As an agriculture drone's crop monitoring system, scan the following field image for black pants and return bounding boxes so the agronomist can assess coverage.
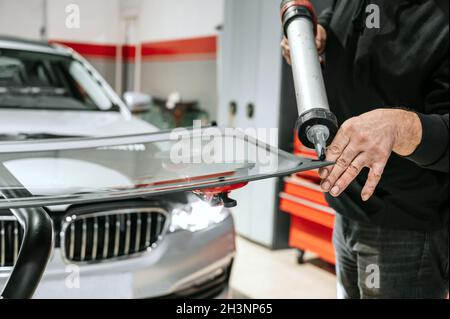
[333,214,449,299]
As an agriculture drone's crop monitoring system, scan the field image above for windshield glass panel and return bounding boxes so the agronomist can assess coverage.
[0,129,330,209]
[0,49,116,111]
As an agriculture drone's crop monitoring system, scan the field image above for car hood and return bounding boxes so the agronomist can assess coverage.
[5,158,134,196]
[0,109,157,137]
[0,109,159,198]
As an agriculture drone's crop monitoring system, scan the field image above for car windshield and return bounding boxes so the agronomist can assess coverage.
[0,129,330,209]
[0,48,117,112]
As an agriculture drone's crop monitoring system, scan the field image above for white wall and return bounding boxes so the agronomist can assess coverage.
[139,0,224,42]
[0,0,121,44]
[0,0,45,39]
[0,0,224,45]
[47,0,120,44]
[135,0,224,121]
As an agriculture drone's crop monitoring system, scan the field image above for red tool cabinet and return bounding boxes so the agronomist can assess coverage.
[280,135,336,265]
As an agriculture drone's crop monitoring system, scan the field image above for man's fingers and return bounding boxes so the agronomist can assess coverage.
[328,154,366,197]
[361,162,386,201]
[326,128,351,162]
[316,38,322,50]
[320,128,351,180]
[281,39,292,65]
[316,25,327,55]
[282,51,292,65]
[281,38,290,52]
[321,145,361,193]
[316,37,326,55]
[318,167,328,179]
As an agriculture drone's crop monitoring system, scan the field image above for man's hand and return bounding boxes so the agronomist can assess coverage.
[319,109,423,201]
[281,24,327,65]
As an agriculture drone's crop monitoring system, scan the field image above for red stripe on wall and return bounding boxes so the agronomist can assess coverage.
[51,36,217,62]
[141,36,217,59]
[50,40,136,60]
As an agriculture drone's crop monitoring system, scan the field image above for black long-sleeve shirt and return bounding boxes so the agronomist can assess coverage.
[317,0,449,230]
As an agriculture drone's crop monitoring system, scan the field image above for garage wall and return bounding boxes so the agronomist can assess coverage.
[139,0,223,42]
[0,0,45,39]
[0,0,121,86]
[47,0,120,44]
[0,0,121,43]
[47,0,121,88]
[52,0,224,121]
[137,0,224,121]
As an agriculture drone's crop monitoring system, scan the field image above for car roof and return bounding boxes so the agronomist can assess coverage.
[0,35,72,57]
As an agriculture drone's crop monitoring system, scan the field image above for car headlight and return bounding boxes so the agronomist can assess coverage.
[169,200,230,233]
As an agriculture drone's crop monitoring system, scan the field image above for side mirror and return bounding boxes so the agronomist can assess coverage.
[123,92,152,114]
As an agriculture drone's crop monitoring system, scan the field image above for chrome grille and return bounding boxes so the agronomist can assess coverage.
[62,209,168,263]
[0,216,24,268]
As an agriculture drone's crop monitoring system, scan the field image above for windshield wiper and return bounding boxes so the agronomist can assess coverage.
[0,133,80,141]
[0,87,67,96]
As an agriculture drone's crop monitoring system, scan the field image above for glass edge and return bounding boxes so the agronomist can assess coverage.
[0,159,332,210]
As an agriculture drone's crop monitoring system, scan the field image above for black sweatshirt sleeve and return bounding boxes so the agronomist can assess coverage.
[317,0,337,30]
[407,58,449,173]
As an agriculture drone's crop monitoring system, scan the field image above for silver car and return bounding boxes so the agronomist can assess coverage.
[0,36,235,299]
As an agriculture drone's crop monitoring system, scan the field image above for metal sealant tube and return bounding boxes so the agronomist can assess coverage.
[286,17,331,118]
[282,3,338,160]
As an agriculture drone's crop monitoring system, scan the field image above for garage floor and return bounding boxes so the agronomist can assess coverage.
[230,237,337,299]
